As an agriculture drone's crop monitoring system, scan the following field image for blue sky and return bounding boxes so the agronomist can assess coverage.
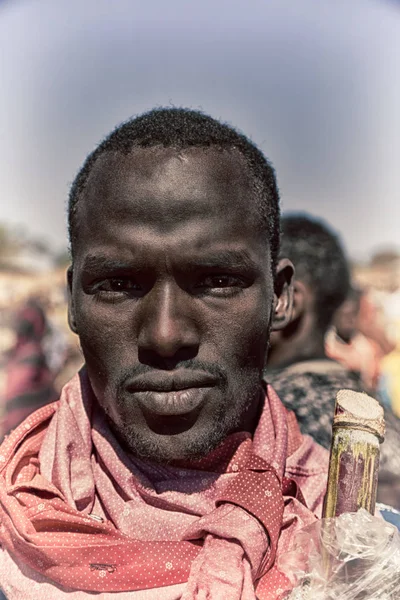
[0,0,399,260]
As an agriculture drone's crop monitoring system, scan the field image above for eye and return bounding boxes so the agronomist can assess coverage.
[195,274,247,296]
[95,278,143,297]
[207,275,238,287]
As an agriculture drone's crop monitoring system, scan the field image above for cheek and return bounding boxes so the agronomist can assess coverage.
[205,291,272,369]
[74,297,133,366]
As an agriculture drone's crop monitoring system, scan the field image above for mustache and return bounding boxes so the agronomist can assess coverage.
[116,360,227,393]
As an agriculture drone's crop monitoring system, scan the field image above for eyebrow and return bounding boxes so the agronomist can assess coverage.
[81,250,259,275]
[188,250,259,271]
[81,255,137,274]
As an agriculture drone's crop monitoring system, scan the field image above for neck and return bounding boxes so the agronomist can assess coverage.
[235,384,265,434]
[267,313,327,370]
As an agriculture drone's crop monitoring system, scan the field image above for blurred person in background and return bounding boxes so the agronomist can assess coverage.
[42,310,69,376]
[358,287,396,357]
[378,278,400,418]
[0,297,58,441]
[265,213,400,508]
[379,335,400,419]
[325,286,392,394]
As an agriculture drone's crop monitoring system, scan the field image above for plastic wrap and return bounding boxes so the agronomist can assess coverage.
[277,508,400,599]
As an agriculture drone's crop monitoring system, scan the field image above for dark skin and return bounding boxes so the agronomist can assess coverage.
[333,297,360,344]
[68,147,294,462]
[267,279,326,369]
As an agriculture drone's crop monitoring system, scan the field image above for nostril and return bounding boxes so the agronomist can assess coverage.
[138,346,199,370]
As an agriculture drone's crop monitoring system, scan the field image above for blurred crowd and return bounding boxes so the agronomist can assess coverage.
[0,214,399,504]
[0,266,83,440]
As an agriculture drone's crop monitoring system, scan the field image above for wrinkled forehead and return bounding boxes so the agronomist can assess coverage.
[75,146,262,236]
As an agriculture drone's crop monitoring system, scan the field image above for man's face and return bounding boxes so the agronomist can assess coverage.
[334,298,360,343]
[69,147,288,462]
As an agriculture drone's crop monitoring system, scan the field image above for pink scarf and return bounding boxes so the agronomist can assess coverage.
[0,370,328,599]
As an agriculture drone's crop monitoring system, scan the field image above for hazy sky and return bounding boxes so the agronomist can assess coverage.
[0,0,399,260]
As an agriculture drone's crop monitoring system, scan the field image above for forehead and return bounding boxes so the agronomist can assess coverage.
[74,146,267,258]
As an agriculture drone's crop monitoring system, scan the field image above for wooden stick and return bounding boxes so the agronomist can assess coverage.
[322,389,385,518]
[287,392,385,598]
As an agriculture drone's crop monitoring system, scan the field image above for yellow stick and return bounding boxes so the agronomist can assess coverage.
[323,389,385,518]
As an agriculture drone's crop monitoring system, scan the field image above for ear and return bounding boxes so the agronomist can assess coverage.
[67,266,78,335]
[291,279,307,321]
[271,258,294,331]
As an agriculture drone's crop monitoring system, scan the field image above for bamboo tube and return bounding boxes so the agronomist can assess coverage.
[286,392,386,599]
[322,389,385,519]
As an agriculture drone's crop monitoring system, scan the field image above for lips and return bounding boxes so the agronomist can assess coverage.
[124,370,218,417]
[136,388,212,416]
[125,370,218,393]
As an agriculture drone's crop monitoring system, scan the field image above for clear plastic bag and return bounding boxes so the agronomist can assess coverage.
[277,509,400,599]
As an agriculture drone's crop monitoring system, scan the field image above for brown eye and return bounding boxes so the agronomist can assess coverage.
[194,274,247,297]
[207,276,238,288]
[97,278,142,293]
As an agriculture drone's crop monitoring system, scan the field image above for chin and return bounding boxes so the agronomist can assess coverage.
[105,381,260,463]
[114,419,233,464]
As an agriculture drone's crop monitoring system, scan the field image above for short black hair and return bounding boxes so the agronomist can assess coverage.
[280,213,350,330]
[68,107,280,268]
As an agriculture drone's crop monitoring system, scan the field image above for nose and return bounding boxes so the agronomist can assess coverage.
[137,281,200,365]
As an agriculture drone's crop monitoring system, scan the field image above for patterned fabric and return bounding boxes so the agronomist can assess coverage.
[265,359,400,480]
[1,299,57,440]
[265,360,361,449]
[0,369,328,600]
